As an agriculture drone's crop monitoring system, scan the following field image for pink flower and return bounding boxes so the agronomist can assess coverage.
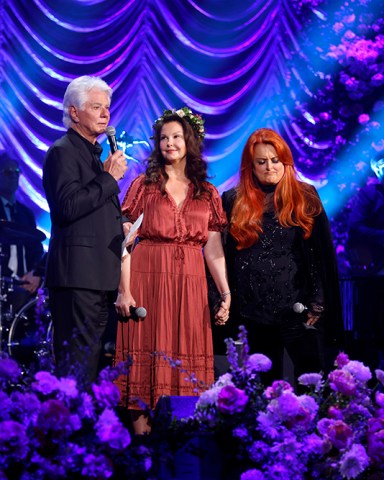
[328,369,357,396]
[264,380,293,399]
[335,352,350,368]
[217,385,248,414]
[371,73,384,87]
[358,114,370,124]
[318,419,354,450]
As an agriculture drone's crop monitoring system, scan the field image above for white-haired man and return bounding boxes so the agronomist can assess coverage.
[43,76,127,384]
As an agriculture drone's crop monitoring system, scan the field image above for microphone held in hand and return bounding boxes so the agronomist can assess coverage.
[129,305,147,319]
[106,125,118,153]
[292,302,308,314]
[293,302,317,330]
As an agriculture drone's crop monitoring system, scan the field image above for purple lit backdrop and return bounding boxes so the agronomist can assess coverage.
[0,0,383,270]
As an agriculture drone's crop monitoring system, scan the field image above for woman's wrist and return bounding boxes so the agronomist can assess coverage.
[221,290,231,300]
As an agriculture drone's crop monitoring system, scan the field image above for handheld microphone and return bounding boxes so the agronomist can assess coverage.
[129,306,147,319]
[292,302,308,314]
[293,302,317,330]
[105,126,118,153]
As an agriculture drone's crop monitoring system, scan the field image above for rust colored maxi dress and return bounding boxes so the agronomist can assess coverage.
[114,175,227,410]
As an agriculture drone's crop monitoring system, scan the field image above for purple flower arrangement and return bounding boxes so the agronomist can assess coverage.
[187,326,384,479]
[0,357,152,479]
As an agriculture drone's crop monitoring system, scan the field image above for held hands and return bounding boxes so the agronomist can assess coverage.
[304,303,324,328]
[215,293,231,326]
[103,150,128,181]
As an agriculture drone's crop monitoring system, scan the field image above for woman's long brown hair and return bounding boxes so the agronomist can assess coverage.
[230,128,323,250]
[144,114,208,198]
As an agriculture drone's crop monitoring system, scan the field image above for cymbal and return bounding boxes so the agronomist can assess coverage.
[0,219,46,244]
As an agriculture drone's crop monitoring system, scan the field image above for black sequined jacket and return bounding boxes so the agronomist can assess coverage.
[220,186,343,346]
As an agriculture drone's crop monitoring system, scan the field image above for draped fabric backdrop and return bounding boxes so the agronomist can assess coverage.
[0,0,383,271]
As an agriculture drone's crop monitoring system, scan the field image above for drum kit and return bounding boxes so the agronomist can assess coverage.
[0,219,53,371]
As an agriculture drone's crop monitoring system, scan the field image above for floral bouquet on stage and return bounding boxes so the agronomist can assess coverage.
[0,357,152,480]
[189,326,384,480]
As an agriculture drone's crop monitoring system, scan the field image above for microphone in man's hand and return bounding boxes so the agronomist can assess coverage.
[106,126,118,153]
[292,302,308,314]
[129,306,147,319]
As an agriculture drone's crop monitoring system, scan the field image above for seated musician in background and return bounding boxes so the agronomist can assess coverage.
[0,151,45,312]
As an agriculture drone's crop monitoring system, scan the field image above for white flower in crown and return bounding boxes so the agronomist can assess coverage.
[152,107,205,140]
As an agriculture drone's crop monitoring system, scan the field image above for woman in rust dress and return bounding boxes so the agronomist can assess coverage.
[114,108,230,434]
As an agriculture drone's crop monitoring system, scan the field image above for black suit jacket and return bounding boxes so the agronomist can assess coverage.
[0,199,44,277]
[42,129,124,290]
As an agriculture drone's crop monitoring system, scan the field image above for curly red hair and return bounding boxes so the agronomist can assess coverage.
[230,128,323,250]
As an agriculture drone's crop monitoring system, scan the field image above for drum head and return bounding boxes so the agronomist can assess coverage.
[8,295,53,371]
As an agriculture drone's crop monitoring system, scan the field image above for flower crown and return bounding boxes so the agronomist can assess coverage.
[152,107,205,140]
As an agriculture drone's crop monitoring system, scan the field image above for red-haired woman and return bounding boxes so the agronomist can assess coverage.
[222,128,343,383]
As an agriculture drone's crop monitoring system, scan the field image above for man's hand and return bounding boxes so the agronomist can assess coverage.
[20,271,41,294]
[103,150,128,181]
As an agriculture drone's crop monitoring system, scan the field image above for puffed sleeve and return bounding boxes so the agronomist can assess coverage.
[121,174,146,222]
[206,182,228,232]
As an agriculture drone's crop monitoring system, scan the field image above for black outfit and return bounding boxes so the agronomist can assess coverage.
[221,185,343,383]
[43,128,124,384]
[0,199,45,312]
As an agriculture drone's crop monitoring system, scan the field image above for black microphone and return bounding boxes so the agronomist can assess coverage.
[292,302,308,314]
[129,306,147,319]
[106,126,118,153]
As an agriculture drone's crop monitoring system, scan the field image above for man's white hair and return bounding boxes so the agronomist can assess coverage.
[62,76,112,128]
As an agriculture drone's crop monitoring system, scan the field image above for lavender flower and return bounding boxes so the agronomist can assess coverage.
[0,392,11,421]
[32,371,61,395]
[298,373,323,391]
[92,380,120,408]
[0,358,21,383]
[248,440,269,463]
[81,453,113,479]
[0,420,29,462]
[78,392,96,420]
[339,443,369,479]
[245,354,272,373]
[10,391,40,425]
[58,377,78,399]
[343,360,372,383]
[217,385,249,414]
[95,409,131,450]
[375,369,384,386]
[367,417,384,464]
[240,469,265,480]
